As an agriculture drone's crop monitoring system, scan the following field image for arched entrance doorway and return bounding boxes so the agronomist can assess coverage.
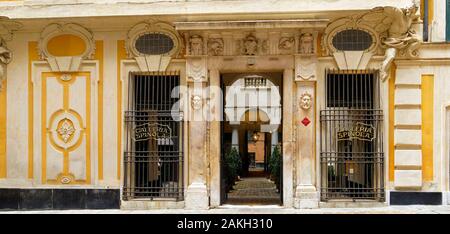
[220,73,283,205]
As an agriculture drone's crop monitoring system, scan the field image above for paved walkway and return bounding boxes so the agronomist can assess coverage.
[226,177,281,205]
[2,205,450,214]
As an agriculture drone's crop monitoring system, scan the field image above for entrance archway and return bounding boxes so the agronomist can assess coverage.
[220,73,283,205]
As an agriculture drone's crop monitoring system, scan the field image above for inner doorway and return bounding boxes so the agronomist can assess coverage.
[220,72,283,205]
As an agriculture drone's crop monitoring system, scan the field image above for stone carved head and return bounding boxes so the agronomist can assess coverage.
[243,34,258,55]
[300,92,313,110]
[300,33,314,54]
[189,35,203,56]
[207,38,224,56]
[191,95,203,110]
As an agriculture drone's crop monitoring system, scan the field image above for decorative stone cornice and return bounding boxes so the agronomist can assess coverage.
[175,19,329,31]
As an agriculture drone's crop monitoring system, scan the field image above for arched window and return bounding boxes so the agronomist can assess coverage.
[134,33,175,55]
[332,29,373,51]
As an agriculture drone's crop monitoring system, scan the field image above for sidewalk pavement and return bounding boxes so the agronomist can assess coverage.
[1,205,450,214]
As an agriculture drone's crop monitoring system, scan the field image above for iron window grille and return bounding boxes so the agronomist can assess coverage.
[332,29,373,51]
[320,69,384,201]
[123,71,184,201]
[135,33,175,55]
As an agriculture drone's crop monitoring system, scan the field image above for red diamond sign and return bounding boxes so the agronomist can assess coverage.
[301,117,311,126]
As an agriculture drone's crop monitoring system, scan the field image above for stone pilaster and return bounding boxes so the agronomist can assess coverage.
[393,67,423,189]
[185,55,209,209]
[294,54,319,208]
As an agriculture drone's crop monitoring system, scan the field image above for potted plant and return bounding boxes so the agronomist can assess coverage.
[224,147,241,192]
[269,145,282,191]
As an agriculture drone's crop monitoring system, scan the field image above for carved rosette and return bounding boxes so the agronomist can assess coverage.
[49,111,83,150]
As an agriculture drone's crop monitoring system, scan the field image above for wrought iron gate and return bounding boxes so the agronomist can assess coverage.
[320,69,384,201]
[123,72,184,200]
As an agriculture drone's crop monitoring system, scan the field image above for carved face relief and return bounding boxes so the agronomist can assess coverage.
[299,93,313,110]
[207,38,224,56]
[191,95,203,110]
[243,35,258,56]
[189,35,203,56]
[300,33,314,54]
[279,37,294,51]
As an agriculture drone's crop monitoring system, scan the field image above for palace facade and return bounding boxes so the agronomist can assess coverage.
[0,0,449,210]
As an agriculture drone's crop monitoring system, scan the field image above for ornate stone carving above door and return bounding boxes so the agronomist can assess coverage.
[207,38,224,56]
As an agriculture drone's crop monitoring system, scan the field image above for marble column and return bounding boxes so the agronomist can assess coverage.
[282,68,294,207]
[231,126,239,149]
[185,55,209,209]
[294,54,319,208]
[271,130,278,154]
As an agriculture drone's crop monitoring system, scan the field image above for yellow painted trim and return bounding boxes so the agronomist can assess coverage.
[86,72,91,184]
[41,74,47,184]
[429,0,434,23]
[94,41,104,180]
[47,34,86,57]
[388,64,396,182]
[420,0,434,23]
[0,75,6,178]
[117,40,126,180]
[41,72,91,184]
[28,41,39,179]
[421,74,434,181]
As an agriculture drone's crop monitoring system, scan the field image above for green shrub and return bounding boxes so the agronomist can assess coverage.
[224,147,241,191]
[269,145,282,190]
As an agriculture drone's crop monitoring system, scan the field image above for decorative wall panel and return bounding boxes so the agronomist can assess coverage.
[41,72,91,185]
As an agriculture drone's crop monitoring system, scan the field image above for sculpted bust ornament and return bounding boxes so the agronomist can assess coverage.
[0,38,12,91]
[300,93,312,110]
[299,33,314,54]
[370,2,420,81]
[189,35,203,56]
[242,34,258,56]
[191,95,203,110]
[207,38,224,56]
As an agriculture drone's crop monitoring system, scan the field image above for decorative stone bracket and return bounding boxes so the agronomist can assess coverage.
[187,56,208,83]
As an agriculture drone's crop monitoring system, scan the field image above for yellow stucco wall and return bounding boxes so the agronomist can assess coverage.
[422,74,434,181]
